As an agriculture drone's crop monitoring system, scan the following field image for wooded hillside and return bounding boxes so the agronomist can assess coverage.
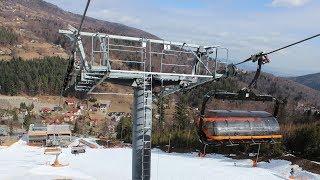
[0,57,67,95]
[291,73,320,91]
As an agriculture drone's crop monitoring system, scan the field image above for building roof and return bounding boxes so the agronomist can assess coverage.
[28,124,47,136]
[40,107,51,112]
[29,124,47,131]
[28,130,47,136]
[47,124,71,135]
[65,99,76,105]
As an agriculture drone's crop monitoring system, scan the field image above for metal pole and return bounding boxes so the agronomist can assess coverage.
[132,81,152,180]
[256,143,261,163]
[214,48,218,77]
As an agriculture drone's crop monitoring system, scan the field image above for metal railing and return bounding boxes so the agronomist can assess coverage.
[60,28,229,78]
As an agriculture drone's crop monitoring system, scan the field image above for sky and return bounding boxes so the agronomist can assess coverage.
[45,0,320,76]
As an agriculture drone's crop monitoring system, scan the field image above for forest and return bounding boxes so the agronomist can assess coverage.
[0,57,68,95]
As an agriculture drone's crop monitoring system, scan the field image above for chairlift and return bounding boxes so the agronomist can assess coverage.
[196,89,283,156]
[71,142,86,155]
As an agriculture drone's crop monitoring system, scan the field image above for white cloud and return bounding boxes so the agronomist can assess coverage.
[271,0,311,7]
[88,9,141,25]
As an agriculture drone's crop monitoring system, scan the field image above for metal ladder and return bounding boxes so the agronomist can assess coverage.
[142,75,152,179]
[141,73,152,179]
[141,39,152,179]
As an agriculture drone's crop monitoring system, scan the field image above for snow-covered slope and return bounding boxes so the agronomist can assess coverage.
[0,140,319,180]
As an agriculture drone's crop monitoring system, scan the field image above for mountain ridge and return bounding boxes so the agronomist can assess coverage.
[0,0,158,60]
[290,72,320,91]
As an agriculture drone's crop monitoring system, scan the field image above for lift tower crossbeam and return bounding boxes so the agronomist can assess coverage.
[60,26,231,180]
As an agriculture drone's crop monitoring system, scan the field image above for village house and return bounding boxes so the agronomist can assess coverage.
[53,106,63,112]
[40,107,52,115]
[27,124,72,146]
[27,124,47,145]
[46,124,72,147]
[63,113,77,122]
[77,102,87,110]
[65,99,76,107]
[44,116,64,124]
[90,107,98,112]
[62,108,82,123]
[99,103,109,112]
[71,108,82,116]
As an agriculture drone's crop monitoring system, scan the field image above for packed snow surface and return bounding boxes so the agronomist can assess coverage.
[0,140,319,180]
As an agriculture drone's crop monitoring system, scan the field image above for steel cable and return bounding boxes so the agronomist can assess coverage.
[235,33,320,65]
[77,0,91,36]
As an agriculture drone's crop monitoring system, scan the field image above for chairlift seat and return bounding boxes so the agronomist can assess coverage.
[197,90,283,146]
[201,110,282,144]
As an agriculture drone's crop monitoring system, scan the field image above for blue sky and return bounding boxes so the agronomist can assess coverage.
[45,0,320,76]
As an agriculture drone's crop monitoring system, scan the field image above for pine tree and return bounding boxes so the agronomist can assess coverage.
[116,116,132,143]
[23,115,32,130]
[173,94,190,131]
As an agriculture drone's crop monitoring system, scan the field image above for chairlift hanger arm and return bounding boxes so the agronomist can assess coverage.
[248,54,270,88]
[200,89,275,116]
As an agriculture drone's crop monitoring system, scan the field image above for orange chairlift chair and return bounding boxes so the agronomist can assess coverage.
[196,89,283,156]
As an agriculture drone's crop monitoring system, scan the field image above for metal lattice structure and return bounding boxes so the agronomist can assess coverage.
[59,25,231,180]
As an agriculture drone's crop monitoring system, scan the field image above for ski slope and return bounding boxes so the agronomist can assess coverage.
[0,140,319,180]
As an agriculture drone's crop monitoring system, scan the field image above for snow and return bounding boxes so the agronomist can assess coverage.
[0,140,319,180]
[312,161,320,165]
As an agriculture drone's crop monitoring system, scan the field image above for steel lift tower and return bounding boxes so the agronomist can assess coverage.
[59,26,231,180]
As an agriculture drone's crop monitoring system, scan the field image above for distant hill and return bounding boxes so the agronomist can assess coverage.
[290,73,320,91]
[241,72,320,107]
[0,0,158,60]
